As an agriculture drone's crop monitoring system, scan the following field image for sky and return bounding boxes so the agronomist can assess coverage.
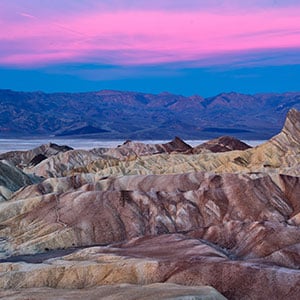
[1,0,300,97]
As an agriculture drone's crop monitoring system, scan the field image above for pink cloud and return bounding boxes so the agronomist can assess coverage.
[1,7,300,67]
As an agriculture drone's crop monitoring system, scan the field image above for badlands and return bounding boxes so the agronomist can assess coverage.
[0,109,299,299]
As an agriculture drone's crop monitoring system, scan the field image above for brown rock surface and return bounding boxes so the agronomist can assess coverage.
[24,149,101,177]
[1,172,299,266]
[104,136,192,159]
[0,143,73,168]
[21,137,192,178]
[0,109,299,299]
[192,136,251,153]
[0,235,299,299]
[0,283,226,300]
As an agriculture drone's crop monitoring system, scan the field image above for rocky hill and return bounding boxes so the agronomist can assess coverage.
[0,109,299,299]
[0,89,299,139]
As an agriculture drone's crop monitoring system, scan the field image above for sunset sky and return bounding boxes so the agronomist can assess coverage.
[1,0,300,96]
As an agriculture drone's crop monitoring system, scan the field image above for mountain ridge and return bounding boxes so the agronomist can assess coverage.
[0,89,299,139]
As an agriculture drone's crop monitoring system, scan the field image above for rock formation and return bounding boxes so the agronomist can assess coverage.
[0,143,73,168]
[0,160,40,201]
[0,283,226,300]
[192,136,251,153]
[0,108,299,299]
[1,137,191,178]
[79,109,300,177]
[103,136,192,160]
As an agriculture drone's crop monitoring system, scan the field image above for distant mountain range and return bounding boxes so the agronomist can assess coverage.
[0,89,299,139]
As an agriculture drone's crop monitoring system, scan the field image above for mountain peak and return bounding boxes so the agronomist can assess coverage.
[282,108,300,144]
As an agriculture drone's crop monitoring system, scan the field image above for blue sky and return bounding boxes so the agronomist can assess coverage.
[1,0,300,96]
